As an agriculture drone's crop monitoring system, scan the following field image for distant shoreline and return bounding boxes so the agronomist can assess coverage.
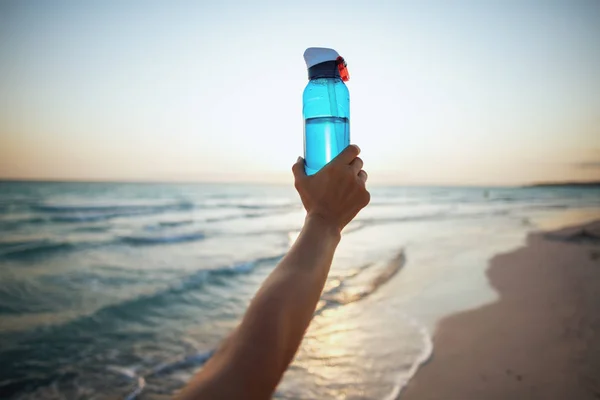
[527,181,600,188]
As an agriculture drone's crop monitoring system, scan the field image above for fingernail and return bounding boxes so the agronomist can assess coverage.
[297,156,303,162]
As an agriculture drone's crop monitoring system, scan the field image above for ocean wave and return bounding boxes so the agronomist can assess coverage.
[318,251,406,313]
[0,217,47,230]
[33,203,296,225]
[348,213,447,234]
[201,200,296,211]
[0,279,56,315]
[0,253,285,386]
[205,206,298,224]
[204,193,248,200]
[107,364,146,400]
[112,349,215,400]
[32,199,295,214]
[235,204,290,210]
[64,254,285,326]
[49,213,133,222]
[31,201,195,223]
[362,212,447,224]
[32,201,194,214]
[349,209,515,234]
[47,210,181,223]
[142,220,195,232]
[0,239,75,260]
[120,231,206,245]
[383,314,433,400]
[205,213,254,223]
[0,229,212,260]
[157,220,194,228]
[72,224,112,233]
[368,200,423,207]
[204,212,269,223]
[489,196,518,202]
[149,350,214,377]
[0,226,287,261]
[0,198,41,214]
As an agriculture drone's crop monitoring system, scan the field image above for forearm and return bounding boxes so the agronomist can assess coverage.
[232,215,340,375]
[178,215,340,399]
[255,214,341,352]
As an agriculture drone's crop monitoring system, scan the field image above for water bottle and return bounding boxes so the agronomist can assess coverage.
[303,47,350,175]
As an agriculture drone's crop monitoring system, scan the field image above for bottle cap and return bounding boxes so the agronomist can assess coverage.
[304,47,349,81]
[303,47,340,69]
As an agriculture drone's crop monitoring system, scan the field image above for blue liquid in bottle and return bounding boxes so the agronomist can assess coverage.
[304,116,349,175]
[303,48,350,175]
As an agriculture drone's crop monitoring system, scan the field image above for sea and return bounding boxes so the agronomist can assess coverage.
[0,181,599,399]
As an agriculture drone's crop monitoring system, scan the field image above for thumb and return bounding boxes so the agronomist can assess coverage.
[292,156,306,179]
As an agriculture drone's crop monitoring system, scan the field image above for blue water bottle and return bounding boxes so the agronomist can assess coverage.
[303,47,350,175]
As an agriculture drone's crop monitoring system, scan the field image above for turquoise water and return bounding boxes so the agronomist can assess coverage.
[304,116,349,175]
[0,182,599,399]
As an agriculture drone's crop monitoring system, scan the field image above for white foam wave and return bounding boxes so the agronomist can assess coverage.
[382,314,433,400]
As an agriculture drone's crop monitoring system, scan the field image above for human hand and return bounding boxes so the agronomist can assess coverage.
[292,145,370,233]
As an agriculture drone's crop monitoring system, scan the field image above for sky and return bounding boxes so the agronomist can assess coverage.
[0,0,599,185]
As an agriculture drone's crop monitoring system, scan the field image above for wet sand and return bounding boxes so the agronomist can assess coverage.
[402,220,600,400]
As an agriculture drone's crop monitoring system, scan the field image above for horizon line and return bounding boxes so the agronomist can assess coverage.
[1,177,599,188]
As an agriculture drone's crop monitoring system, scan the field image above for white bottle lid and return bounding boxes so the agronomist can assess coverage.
[303,47,340,69]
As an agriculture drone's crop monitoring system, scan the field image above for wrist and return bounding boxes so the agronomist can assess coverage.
[304,213,342,242]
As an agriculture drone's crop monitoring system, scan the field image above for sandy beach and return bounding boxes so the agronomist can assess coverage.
[402,220,600,400]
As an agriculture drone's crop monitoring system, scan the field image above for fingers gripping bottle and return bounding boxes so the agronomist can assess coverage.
[303,47,350,175]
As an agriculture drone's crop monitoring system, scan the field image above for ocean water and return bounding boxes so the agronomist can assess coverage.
[0,181,599,399]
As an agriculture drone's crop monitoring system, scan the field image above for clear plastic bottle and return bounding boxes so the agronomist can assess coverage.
[303,48,350,175]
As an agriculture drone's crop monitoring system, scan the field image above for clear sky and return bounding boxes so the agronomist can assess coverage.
[1,0,599,185]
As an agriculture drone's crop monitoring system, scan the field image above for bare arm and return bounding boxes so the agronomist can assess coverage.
[178,145,370,400]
